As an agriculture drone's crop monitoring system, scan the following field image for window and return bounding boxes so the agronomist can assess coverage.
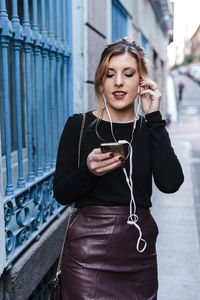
[112,0,128,41]
[141,33,149,59]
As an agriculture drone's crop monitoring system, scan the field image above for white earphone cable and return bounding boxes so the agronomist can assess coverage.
[119,140,147,253]
[126,91,141,159]
[104,97,117,143]
[103,89,147,253]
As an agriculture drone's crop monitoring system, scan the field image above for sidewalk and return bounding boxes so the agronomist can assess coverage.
[151,76,200,299]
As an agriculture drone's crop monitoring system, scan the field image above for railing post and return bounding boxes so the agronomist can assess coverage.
[23,0,35,182]
[41,0,50,172]
[0,130,6,276]
[11,0,26,188]
[55,0,63,141]
[0,0,7,270]
[49,0,57,168]
[66,0,73,116]
[62,0,70,122]
[0,0,14,195]
[32,0,43,177]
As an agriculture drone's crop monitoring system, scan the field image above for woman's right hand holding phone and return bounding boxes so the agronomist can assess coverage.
[87,148,124,176]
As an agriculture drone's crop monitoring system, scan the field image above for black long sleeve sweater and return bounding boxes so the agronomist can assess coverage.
[53,111,184,208]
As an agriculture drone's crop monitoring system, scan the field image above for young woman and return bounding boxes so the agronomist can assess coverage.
[53,37,184,300]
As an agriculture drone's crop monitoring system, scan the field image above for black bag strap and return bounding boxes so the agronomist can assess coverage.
[56,113,86,279]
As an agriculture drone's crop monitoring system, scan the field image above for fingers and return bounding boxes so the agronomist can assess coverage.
[88,155,123,173]
[87,149,125,176]
[88,148,114,162]
[139,79,162,99]
[140,79,158,91]
[140,89,158,96]
[96,158,124,175]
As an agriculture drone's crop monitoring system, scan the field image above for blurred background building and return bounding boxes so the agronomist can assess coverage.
[0,0,173,299]
[167,0,200,68]
[191,25,200,63]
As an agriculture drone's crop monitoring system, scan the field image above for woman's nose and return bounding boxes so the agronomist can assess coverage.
[114,75,124,86]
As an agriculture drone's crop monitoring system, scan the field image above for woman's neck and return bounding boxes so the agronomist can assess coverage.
[94,107,137,122]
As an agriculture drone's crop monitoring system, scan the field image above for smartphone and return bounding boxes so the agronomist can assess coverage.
[100,142,125,157]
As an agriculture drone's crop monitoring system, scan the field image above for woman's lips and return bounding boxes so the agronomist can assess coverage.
[113,92,127,99]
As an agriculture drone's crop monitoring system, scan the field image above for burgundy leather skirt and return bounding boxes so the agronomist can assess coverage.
[61,205,159,300]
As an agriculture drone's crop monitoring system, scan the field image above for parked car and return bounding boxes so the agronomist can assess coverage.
[192,70,200,84]
[178,66,188,75]
[187,64,200,83]
[177,64,200,84]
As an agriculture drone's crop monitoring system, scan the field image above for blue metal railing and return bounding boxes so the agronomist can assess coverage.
[0,0,73,268]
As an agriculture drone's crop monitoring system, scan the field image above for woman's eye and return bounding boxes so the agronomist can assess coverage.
[125,73,134,77]
[106,73,134,78]
[106,74,114,78]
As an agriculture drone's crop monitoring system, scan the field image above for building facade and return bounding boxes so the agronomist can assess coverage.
[0,0,172,299]
[77,0,173,116]
[191,24,200,63]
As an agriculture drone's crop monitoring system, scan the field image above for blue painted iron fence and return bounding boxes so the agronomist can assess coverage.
[0,0,73,268]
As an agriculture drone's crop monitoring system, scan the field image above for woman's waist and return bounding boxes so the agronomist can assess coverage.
[75,189,152,210]
[77,204,150,216]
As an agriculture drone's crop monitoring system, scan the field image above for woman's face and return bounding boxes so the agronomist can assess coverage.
[102,53,140,114]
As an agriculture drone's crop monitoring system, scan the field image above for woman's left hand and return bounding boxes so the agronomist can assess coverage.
[139,80,162,115]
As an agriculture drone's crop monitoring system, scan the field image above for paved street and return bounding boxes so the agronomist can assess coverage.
[151,73,200,300]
